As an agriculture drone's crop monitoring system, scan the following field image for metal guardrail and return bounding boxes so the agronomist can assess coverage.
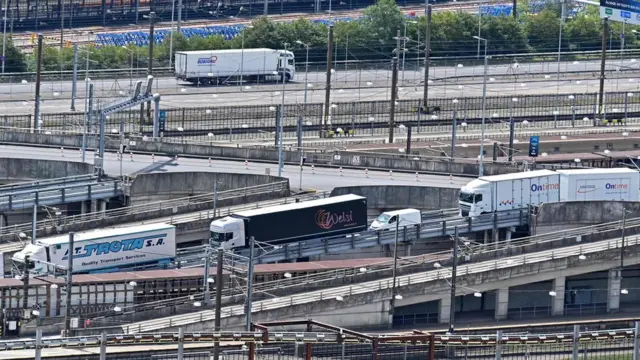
[0,181,290,237]
[125,231,638,333]
[1,327,638,351]
[0,180,122,212]
[0,174,97,192]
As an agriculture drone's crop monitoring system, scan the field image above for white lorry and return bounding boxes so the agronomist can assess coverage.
[174,48,295,84]
[557,168,640,201]
[12,223,176,274]
[459,168,640,217]
[459,170,561,217]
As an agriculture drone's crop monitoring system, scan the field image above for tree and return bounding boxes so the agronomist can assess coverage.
[360,0,405,50]
[482,15,529,54]
[524,10,561,52]
[564,11,602,51]
[3,38,27,74]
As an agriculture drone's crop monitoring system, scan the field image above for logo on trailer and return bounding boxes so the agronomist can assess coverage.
[315,210,355,230]
[606,183,628,191]
[62,234,168,260]
[577,185,598,194]
[530,183,559,192]
[197,56,218,65]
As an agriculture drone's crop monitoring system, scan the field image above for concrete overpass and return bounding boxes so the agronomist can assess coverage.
[98,217,639,334]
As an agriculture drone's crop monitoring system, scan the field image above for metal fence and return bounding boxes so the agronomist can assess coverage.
[10,325,640,360]
[3,91,638,143]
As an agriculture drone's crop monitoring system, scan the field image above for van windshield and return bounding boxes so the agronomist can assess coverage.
[376,214,391,223]
[459,192,478,203]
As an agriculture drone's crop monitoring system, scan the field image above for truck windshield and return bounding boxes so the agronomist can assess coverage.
[459,192,476,203]
[376,214,391,223]
[210,232,233,243]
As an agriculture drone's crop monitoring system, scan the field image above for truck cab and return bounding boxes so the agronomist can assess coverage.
[459,179,491,217]
[12,243,49,273]
[279,50,295,81]
[210,216,246,250]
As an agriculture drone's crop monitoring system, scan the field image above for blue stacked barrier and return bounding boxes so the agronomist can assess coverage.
[480,4,513,16]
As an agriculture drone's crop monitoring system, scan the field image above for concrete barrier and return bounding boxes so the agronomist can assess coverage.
[0,158,93,182]
[533,201,640,234]
[128,172,290,205]
[330,186,459,211]
[0,131,515,176]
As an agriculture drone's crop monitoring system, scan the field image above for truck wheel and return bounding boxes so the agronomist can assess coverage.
[285,73,291,82]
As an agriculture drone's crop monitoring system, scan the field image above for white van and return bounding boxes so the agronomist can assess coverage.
[369,209,422,231]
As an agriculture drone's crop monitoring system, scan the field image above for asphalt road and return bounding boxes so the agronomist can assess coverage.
[3,57,640,113]
[0,145,469,191]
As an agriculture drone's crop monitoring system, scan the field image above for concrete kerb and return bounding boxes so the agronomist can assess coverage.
[0,131,514,177]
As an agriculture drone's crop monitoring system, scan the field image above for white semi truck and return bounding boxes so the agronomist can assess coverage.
[175,48,295,84]
[12,223,176,274]
[459,168,640,217]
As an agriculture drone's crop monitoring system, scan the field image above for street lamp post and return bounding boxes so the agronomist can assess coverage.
[296,40,310,149]
[277,43,289,177]
[473,35,488,177]
[556,0,565,92]
[1,0,7,75]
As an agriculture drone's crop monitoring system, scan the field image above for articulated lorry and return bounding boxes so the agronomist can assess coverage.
[12,223,176,274]
[175,48,295,84]
[459,168,640,217]
[210,194,368,250]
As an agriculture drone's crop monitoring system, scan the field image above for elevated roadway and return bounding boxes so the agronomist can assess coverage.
[115,221,637,333]
[0,175,121,212]
[0,145,471,191]
[1,57,639,113]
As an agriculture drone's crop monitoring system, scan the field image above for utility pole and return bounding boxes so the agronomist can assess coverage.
[64,232,74,337]
[34,34,43,132]
[145,12,156,121]
[621,208,627,270]
[512,0,516,18]
[212,180,218,218]
[423,4,432,111]
[213,248,223,360]
[245,236,255,330]
[598,17,608,119]
[70,44,77,111]
[389,29,400,144]
[389,218,400,324]
[22,256,30,313]
[176,0,183,32]
[322,25,334,138]
[60,1,65,49]
[449,226,459,333]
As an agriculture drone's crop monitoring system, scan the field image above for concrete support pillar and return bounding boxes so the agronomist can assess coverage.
[483,230,489,245]
[492,228,499,242]
[405,244,411,257]
[505,227,514,242]
[100,200,107,213]
[90,200,97,213]
[80,201,88,215]
[608,269,622,313]
[552,276,566,316]
[0,213,5,228]
[439,296,451,324]
[495,288,509,320]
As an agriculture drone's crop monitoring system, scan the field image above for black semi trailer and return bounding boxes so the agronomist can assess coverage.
[210,194,368,249]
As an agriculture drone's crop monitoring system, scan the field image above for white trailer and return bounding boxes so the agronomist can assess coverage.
[459,170,560,217]
[12,223,176,274]
[175,48,295,84]
[557,168,640,202]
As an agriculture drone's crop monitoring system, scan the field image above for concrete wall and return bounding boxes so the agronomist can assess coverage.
[0,158,93,182]
[533,201,640,234]
[330,186,459,211]
[0,131,515,176]
[128,172,289,205]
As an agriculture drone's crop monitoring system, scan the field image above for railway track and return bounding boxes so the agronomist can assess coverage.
[11,0,503,49]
